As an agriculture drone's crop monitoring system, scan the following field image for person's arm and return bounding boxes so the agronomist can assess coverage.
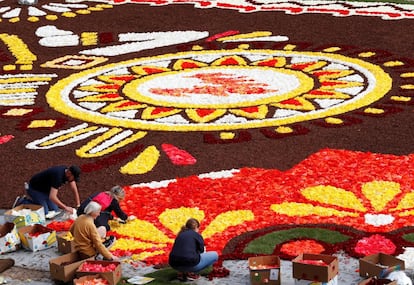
[69,181,81,208]
[196,233,205,253]
[90,227,115,260]
[110,200,128,221]
[49,187,74,213]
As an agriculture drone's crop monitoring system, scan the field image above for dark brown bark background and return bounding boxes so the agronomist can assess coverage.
[1,1,414,208]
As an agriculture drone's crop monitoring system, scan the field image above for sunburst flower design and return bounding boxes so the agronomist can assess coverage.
[271,180,414,231]
[108,206,254,263]
[21,39,413,174]
[45,47,392,131]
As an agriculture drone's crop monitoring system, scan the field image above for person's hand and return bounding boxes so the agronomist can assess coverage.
[65,206,74,214]
[127,215,136,221]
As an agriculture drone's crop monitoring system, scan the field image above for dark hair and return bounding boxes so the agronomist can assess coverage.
[179,218,200,233]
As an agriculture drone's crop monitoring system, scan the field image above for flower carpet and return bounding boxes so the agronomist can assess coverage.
[2,0,414,278]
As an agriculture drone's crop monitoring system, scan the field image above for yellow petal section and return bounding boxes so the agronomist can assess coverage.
[110,238,167,251]
[202,210,254,239]
[301,185,366,211]
[120,145,160,174]
[131,250,165,261]
[362,181,400,211]
[394,192,414,211]
[271,202,359,217]
[111,219,172,243]
[159,207,205,235]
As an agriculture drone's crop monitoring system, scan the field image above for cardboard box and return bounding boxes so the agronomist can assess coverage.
[73,274,110,285]
[4,204,45,228]
[359,253,405,278]
[248,255,281,285]
[57,231,75,254]
[0,222,20,254]
[292,253,339,282]
[49,251,94,283]
[76,260,122,285]
[295,275,338,285]
[18,224,56,252]
[358,277,397,285]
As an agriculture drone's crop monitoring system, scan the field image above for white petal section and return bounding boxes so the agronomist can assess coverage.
[39,35,79,47]
[155,114,189,124]
[364,213,395,227]
[3,8,21,18]
[131,179,176,189]
[340,74,364,82]
[198,169,240,179]
[223,36,289,42]
[314,99,344,108]
[42,4,71,12]
[36,25,73,37]
[28,7,47,16]
[273,109,303,118]
[73,90,98,98]
[214,114,247,124]
[108,110,138,119]
[79,102,106,111]
[82,31,209,56]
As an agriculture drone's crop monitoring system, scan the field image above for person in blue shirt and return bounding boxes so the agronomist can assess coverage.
[21,165,81,219]
[169,218,218,281]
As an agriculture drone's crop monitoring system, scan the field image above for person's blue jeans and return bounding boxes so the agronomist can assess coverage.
[27,187,58,215]
[173,251,218,273]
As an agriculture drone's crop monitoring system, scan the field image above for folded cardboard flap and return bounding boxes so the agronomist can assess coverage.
[4,204,46,228]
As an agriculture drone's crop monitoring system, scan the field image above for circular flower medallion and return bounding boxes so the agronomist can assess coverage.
[46,49,391,131]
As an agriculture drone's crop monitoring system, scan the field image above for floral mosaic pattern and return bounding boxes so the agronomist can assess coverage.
[3,0,414,271]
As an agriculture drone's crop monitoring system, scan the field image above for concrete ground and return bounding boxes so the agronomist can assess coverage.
[0,211,410,285]
[0,247,365,285]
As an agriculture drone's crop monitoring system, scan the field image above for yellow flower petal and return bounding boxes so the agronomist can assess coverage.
[112,219,172,243]
[271,202,358,217]
[302,185,366,211]
[159,207,205,235]
[110,238,167,251]
[202,210,254,239]
[362,181,400,211]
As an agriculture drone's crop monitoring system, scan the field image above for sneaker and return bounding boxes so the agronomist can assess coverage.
[45,210,62,219]
[103,235,116,248]
[186,272,200,281]
[177,272,187,282]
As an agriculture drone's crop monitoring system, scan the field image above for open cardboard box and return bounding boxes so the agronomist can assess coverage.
[18,224,56,252]
[292,253,339,283]
[0,222,20,254]
[49,251,94,282]
[248,255,281,285]
[57,231,76,254]
[359,253,405,278]
[76,260,122,285]
[4,204,45,228]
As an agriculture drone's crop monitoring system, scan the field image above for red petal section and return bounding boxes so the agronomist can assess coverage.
[161,143,197,165]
